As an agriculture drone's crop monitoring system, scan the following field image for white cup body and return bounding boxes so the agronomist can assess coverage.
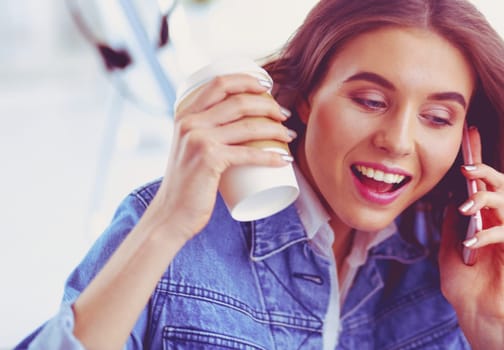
[175,57,300,221]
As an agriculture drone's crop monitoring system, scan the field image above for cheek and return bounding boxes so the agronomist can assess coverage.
[421,138,460,186]
[306,101,359,151]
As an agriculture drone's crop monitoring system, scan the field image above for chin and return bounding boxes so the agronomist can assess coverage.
[343,211,397,233]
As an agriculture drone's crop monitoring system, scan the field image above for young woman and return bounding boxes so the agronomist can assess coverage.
[16,0,504,349]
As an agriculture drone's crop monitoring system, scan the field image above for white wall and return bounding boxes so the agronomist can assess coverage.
[470,0,504,36]
[0,0,317,347]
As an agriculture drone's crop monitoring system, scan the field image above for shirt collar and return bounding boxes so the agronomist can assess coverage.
[293,164,331,240]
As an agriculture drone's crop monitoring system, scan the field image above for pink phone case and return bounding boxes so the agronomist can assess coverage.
[461,123,482,265]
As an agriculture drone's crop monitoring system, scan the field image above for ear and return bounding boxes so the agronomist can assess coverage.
[296,97,311,125]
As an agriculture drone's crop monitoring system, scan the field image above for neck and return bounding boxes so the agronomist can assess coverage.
[331,220,355,274]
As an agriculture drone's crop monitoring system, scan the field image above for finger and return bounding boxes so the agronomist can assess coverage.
[466,126,487,192]
[212,117,297,146]
[463,225,504,249]
[171,128,293,182]
[461,163,504,192]
[458,190,504,216]
[177,92,289,134]
[201,92,289,125]
[223,144,294,168]
[176,74,273,118]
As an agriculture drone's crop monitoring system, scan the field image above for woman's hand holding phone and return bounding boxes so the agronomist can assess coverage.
[438,125,504,349]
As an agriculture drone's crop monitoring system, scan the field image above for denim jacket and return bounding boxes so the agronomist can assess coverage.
[16,179,470,349]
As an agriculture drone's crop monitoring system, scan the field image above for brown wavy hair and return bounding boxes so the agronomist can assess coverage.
[263,0,504,230]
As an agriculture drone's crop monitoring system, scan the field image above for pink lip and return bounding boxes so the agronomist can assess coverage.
[351,162,412,205]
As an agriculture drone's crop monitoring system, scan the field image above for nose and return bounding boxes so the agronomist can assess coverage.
[372,107,415,157]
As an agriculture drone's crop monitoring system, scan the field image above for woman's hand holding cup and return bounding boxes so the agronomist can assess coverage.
[151,60,298,242]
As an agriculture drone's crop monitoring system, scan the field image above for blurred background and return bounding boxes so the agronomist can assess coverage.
[0,0,502,348]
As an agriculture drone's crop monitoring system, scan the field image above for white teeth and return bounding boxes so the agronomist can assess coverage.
[355,165,405,184]
[374,170,384,181]
[384,173,395,183]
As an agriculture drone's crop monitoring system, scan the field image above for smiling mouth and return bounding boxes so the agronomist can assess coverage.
[351,165,412,193]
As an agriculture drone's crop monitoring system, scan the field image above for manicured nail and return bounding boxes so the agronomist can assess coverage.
[463,237,478,248]
[258,79,273,89]
[459,200,474,213]
[462,164,477,171]
[281,154,294,163]
[287,129,298,140]
[280,106,292,118]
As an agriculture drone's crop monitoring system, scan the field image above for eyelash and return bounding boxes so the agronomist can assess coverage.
[351,96,453,127]
[352,97,387,111]
[420,114,453,127]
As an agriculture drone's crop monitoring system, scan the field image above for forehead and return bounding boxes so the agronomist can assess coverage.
[322,27,475,97]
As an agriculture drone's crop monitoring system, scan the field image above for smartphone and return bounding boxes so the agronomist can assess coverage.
[461,122,483,265]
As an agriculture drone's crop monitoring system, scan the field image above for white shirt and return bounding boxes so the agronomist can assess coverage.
[293,166,396,349]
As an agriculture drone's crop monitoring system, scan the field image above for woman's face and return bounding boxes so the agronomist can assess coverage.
[298,27,475,233]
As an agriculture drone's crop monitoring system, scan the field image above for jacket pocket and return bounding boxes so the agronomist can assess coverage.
[163,326,267,350]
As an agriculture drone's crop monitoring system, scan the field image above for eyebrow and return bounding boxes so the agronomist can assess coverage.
[344,72,396,90]
[344,71,467,109]
[427,92,467,109]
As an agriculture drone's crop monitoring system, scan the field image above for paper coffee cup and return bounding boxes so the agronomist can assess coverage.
[175,57,299,221]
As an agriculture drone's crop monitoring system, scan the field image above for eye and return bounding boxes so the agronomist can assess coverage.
[419,107,453,127]
[422,115,452,126]
[351,92,387,111]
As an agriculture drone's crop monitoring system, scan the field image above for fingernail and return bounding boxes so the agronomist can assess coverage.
[287,129,298,140]
[463,237,478,248]
[281,154,294,163]
[462,164,477,171]
[258,79,273,89]
[459,200,474,213]
[280,106,292,118]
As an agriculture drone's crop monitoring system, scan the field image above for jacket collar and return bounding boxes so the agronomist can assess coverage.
[369,230,429,263]
[249,204,307,261]
[249,207,428,263]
